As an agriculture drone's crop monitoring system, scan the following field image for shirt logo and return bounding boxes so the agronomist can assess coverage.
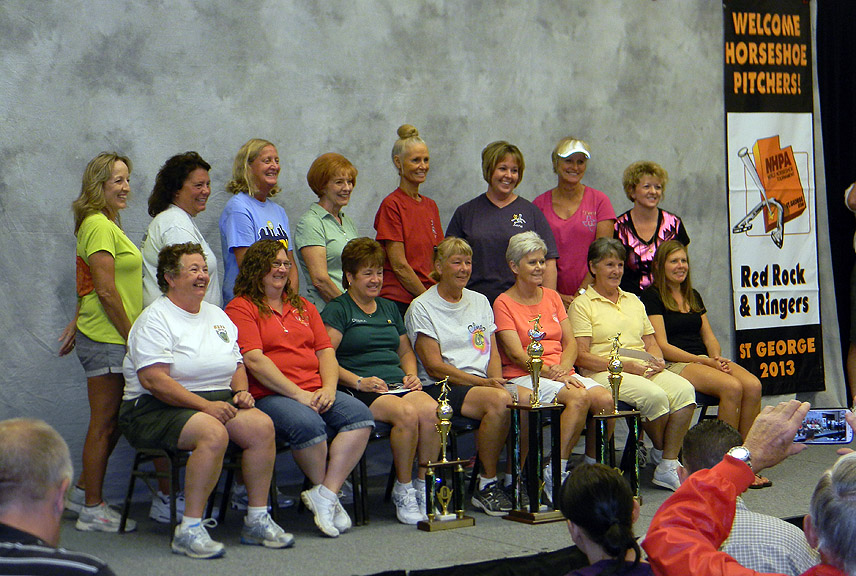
[511,214,526,228]
[468,323,488,354]
[581,211,597,232]
[257,221,290,249]
[214,325,229,343]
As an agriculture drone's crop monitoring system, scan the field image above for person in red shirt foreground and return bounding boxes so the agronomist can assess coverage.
[643,400,856,576]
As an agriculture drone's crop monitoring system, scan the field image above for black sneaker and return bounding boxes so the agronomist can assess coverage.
[501,480,531,510]
[471,481,513,516]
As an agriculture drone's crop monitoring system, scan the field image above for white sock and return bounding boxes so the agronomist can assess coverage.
[180,516,201,530]
[413,478,426,490]
[560,459,569,472]
[652,448,664,459]
[478,475,497,490]
[246,506,267,523]
[503,474,512,488]
[393,480,413,494]
[584,455,597,465]
[657,458,679,470]
[318,484,338,501]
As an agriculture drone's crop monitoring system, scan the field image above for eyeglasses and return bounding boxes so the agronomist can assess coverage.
[271,260,292,269]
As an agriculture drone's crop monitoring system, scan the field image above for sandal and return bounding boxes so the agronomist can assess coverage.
[748,473,772,489]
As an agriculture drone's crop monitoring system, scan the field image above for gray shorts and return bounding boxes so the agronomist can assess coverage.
[119,390,235,451]
[75,330,126,378]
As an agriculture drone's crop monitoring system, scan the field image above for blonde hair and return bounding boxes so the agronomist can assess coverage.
[72,152,132,234]
[227,138,281,197]
[622,161,668,202]
[551,137,591,173]
[430,236,473,282]
[391,124,426,170]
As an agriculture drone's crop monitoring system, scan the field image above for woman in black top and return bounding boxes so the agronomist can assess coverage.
[641,241,761,441]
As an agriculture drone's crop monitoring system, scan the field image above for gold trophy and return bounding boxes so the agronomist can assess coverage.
[593,333,642,500]
[418,377,475,532]
[526,315,546,407]
[504,316,564,524]
[607,333,623,414]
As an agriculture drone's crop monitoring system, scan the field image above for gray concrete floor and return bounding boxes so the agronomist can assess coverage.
[58,440,839,576]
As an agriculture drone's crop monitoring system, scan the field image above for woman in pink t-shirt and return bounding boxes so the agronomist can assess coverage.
[533,137,616,307]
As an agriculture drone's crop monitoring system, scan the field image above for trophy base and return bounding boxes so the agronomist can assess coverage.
[503,509,565,525]
[417,515,475,532]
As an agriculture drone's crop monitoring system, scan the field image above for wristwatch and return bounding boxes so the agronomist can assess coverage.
[726,445,752,470]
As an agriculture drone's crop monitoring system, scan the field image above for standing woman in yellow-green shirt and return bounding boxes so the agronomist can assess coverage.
[59,152,143,532]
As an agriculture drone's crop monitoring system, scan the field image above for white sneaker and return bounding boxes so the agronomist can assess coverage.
[76,502,136,533]
[337,480,354,505]
[543,466,569,507]
[332,499,352,533]
[241,513,294,549]
[64,485,85,514]
[300,485,339,537]
[171,519,225,559]
[413,481,427,517]
[150,491,185,523]
[652,461,680,491]
[392,487,427,525]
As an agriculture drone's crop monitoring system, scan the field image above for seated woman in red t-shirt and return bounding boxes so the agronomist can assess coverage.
[225,240,374,539]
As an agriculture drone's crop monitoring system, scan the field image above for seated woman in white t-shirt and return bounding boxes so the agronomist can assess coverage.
[405,237,514,516]
[119,243,291,559]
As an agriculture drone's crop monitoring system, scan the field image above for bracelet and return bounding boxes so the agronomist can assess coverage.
[356,378,363,391]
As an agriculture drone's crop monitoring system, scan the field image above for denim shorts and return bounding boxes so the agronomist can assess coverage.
[256,390,374,450]
[75,330,126,377]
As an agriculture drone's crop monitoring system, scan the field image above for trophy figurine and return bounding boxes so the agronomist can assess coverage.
[418,377,475,531]
[607,333,623,414]
[526,315,546,407]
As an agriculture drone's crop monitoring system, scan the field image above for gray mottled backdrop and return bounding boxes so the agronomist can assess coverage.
[0,1,842,498]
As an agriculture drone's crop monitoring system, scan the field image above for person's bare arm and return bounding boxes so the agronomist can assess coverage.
[89,250,133,340]
[58,304,80,356]
[542,258,558,291]
[300,246,343,302]
[384,240,427,297]
[325,325,388,392]
[495,329,531,373]
[287,250,299,292]
[234,246,249,267]
[242,348,317,408]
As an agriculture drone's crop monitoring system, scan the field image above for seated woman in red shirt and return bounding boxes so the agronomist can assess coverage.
[225,240,374,539]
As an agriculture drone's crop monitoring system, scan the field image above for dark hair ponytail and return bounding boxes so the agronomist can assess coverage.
[559,464,641,576]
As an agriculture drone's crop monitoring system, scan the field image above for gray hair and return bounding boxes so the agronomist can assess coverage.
[506,231,547,266]
[587,238,626,272]
[809,452,856,574]
[0,418,73,509]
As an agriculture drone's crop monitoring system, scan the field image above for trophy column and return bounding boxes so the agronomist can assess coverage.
[417,378,475,532]
[592,334,641,499]
[504,315,564,524]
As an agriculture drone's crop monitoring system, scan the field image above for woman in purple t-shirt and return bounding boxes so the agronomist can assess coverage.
[533,137,615,308]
